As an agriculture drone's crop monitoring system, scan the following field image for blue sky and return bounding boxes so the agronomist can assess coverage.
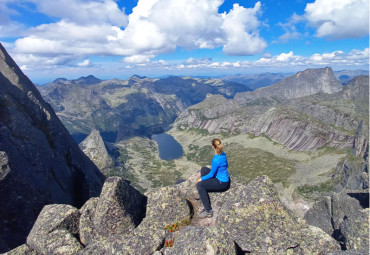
[0,0,369,84]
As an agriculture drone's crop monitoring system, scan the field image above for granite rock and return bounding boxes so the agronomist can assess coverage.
[79,197,100,246]
[139,185,192,230]
[26,204,82,255]
[92,177,147,239]
[79,228,165,255]
[216,176,340,254]
[340,209,369,250]
[1,244,39,255]
[163,226,236,255]
[0,43,105,252]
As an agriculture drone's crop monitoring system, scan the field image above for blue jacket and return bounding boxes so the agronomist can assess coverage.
[201,152,230,182]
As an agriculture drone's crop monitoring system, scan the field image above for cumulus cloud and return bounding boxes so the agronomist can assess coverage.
[305,0,369,39]
[10,0,266,66]
[26,0,128,26]
[221,2,266,55]
[165,48,369,70]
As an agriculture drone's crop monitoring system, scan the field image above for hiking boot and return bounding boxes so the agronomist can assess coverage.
[198,209,213,218]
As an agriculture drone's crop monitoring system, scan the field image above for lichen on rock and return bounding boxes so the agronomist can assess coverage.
[26,204,82,255]
[162,226,236,255]
[89,177,147,239]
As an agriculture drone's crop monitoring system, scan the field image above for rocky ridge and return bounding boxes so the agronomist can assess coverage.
[0,43,105,252]
[8,174,367,255]
[175,68,368,152]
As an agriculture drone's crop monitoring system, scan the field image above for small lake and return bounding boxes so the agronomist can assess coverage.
[151,133,184,161]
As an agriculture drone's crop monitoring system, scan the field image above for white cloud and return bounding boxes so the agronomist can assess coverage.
[154,48,368,70]
[221,2,267,55]
[123,54,154,64]
[10,0,266,67]
[77,59,91,67]
[305,0,369,39]
[26,0,128,26]
[274,13,306,43]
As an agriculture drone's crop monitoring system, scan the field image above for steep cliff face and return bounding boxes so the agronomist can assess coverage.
[234,67,343,105]
[175,69,368,152]
[331,76,369,192]
[0,43,105,252]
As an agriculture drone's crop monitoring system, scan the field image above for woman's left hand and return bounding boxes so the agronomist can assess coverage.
[197,178,202,182]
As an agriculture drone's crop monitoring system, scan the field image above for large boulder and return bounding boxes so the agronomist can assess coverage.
[215,176,340,254]
[305,191,369,251]
[331,192,363,230]
[340,209,369,250]
[26,204,82,255]
[303,196,333,235]
[0,43,105,252]
[139,186,192,230]
[82,177,146,242]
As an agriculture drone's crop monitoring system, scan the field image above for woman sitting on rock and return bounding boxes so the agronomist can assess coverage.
[197,138,231,218]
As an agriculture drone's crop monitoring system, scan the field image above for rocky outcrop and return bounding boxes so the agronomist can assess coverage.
[333,121,369,192]
[342,76,369,102]
[26,204,82,255]
[79,129,113,171]
[0,43,105,252]
[140,186,192,230]
[80,177,146,244]
[212,176,340,254]
[304,191,369,252]
[7,174,349,254]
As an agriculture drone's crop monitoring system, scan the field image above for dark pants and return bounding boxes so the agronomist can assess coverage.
[196,167,230,211]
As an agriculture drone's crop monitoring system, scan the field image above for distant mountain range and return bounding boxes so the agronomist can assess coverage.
[37,75,253,142]
[37,68,369,150]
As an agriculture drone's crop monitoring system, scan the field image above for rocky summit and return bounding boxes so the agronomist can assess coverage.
[8,173,367,255]
[0,43,105,252]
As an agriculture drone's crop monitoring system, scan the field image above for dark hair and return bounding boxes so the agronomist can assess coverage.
[212,138,223,155]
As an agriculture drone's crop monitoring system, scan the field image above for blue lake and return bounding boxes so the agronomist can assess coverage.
[151,133,184,161]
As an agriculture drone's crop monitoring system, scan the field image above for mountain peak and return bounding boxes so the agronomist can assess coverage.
[75,75,101,85]
[0,43,36,93]
[79,129,112,171]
